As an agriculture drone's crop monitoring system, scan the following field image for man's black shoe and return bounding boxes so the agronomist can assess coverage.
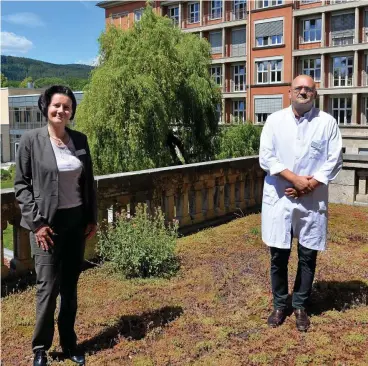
[33,350,48,366]
[294,308,310,332]
[267,309,286,327]
[63,349,85,365]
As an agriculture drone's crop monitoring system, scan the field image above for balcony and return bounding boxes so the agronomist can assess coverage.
[225,8,247,22]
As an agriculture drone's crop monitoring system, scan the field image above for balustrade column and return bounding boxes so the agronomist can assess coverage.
[226,173,238,212]
[1,221,9,279]
[216,175,225,216]
[192,181,204,223]
[178,181,191,226]
[10,215,34,275]
[164,189,175,222]
[204,179,216,219]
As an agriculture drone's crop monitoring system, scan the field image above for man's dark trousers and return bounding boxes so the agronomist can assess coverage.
[30,205,85,352]
[270,242,318,310]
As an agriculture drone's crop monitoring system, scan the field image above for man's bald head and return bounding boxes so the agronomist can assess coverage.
[289,74,318,116]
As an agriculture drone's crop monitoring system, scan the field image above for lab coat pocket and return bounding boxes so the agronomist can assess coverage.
[310,140,326,160]
[262,191,280,206]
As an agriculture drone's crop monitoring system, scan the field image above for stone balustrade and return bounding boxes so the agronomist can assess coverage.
[1,156,264,280]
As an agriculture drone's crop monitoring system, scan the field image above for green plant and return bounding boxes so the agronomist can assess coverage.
[215,122,262,160]
[98,203,179,278]
[1,169,11,180]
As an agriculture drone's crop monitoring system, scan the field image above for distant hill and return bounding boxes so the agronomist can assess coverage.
[1,55,94,81]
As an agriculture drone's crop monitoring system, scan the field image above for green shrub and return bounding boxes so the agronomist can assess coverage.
[1,169,11,180]
[215,122,262,160]
[98,203,179,278]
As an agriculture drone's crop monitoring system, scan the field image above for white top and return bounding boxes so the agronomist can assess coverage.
[50,137,83,209]
[259,106,343,251]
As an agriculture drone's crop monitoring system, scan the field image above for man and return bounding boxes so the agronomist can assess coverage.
[259,75,343,331]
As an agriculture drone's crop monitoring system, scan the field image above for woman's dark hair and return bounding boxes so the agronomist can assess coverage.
[38,85,77,120]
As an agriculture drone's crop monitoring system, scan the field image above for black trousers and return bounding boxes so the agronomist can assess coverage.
[270,242,318,310]
[30,205,85,352]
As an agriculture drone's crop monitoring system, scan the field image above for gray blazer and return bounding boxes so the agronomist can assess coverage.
[14,125,97,232]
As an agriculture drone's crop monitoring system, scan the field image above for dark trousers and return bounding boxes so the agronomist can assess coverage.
[270,242,318,310]
[30,205,85,352]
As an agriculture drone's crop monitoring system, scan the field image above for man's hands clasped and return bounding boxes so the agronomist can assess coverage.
[285,176,320,199]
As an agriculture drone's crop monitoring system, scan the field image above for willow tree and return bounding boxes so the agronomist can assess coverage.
[75,5,221,175]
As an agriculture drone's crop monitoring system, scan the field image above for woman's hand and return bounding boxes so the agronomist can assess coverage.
[85,223,97,240]
[34,225,55,251]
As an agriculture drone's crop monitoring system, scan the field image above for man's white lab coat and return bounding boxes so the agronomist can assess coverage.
[259,106,343,251]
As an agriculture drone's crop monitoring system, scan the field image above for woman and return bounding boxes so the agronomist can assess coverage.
[15,85,97,366]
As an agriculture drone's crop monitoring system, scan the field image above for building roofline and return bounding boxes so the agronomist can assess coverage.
[96,1,134,9]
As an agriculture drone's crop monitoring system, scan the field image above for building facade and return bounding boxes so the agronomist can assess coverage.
[97,0,368,127]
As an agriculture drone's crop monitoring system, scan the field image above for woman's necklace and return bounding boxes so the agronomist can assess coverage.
[50,133,70,147]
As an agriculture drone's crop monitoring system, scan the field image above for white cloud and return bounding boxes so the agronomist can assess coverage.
[1,32,33,54]
[1,12,45,27]
[75,55,100,67]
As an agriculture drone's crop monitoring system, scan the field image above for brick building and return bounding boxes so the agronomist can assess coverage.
[97,0,368,127]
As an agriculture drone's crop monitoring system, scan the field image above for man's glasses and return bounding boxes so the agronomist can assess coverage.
[293,86,315,94]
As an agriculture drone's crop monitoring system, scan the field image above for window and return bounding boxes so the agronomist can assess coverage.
[209,31,222,54]
[24,107,32,123]
[231,28,246,57]
[365,11,368,42]
[301,0,319,3]
[169,6,179,26]
[364,97,368,125]
[256,59,282,84]
[211,66,222,86]
[216,103,222,123]
[332,97,352,124]
[232,64,246,91]
[303,18,321,42]
[331,13,355,46]
[134,9,142,22]
[302,58,321,82]
[256,0,283,9]
[233,0,246,20]
[255,20,283,47]
[254,96,282,123]
[110,12,128,26]
[210,0,222,20]
[232,100,246,122]
[188,2,200,23]
[365,54,368,86]
[333,56,353,87]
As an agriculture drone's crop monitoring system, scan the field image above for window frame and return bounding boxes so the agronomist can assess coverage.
[233,0,247,20]
[168,5,180,26]
[302,58,321,82]
[134,9,143,22]
[255,58,283,85]
[188,2,200,24]
[232,64,246,92]
[332,55,354,87]
[232,99,246,123]
[331,97,352,125]
[210,65,223,86]
[209,0,222,20]
[209,31,222,54]
[330,12,355,46]
[302,18,322,43]
[255,0,283,10]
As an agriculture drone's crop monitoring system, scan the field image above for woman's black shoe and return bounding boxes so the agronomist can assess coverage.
[33,350,48,366]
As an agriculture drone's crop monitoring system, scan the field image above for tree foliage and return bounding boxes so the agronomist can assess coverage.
[1,55,93,81]
[19,76,33,88]
[1,73,8,87]
[215,122,262,160]
[75,5,221,175]
[34,77,68,88]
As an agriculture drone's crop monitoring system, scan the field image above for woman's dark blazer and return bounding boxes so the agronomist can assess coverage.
[14,125,97,232]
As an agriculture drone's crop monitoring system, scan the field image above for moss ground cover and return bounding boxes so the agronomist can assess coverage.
[2,204,367,365]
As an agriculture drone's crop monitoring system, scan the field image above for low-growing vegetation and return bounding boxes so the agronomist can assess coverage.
[1,204,367,365]
[98,204,179,278]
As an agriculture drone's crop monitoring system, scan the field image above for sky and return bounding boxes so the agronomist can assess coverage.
[1,0,106,65]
